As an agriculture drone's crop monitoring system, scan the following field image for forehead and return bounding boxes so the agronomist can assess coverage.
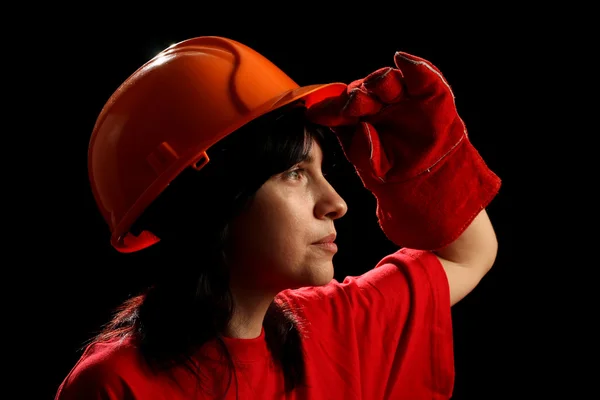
[305,139,324,164]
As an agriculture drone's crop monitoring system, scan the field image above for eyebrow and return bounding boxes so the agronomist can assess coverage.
[303,154,314,164]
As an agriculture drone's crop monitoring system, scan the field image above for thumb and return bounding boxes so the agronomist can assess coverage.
[393,51,452,97]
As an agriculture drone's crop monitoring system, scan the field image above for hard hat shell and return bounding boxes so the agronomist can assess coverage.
[88,36,345,253]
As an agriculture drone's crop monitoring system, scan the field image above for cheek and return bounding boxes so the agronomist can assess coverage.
[230,202,303,270]
[252,207,304,267]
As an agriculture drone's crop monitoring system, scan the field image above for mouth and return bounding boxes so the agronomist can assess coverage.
[312,233,338,253]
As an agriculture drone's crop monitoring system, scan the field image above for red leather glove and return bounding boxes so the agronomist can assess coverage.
[307,51,501,250]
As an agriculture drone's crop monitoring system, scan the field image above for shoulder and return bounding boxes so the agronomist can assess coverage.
[276,248,448,323]
[279,248,445,303]
[55,336,144,399]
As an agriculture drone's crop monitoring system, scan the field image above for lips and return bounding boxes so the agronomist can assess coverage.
[313,233,336,244]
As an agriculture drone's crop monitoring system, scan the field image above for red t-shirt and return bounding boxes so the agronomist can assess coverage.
[55,248,454,399]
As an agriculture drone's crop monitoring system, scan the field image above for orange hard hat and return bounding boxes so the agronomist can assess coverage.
[88,36,346,253]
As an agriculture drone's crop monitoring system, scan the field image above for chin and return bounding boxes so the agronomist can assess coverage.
[304,262,335,287]
[280,261,334,290]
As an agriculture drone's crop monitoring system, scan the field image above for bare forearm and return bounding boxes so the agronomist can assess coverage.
[434,208,498,270]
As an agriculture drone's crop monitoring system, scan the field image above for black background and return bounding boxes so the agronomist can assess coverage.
[18,10,564,400]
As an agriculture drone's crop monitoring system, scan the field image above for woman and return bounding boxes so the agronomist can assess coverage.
[55,36,501,399]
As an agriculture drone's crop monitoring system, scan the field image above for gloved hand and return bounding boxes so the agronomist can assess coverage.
[307,51,501,250]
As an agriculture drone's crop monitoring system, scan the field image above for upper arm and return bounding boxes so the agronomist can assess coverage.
[436,256,493,306]
[435,209,498,306]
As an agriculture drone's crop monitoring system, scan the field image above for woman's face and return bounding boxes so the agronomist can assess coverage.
[228,140,348,293]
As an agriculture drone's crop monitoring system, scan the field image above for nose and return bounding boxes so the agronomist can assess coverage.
[315,179,348,221]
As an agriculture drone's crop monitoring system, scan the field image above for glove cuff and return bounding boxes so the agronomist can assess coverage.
[371,136,501,250]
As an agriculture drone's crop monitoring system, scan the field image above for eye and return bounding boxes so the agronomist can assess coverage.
[284,168,305,180]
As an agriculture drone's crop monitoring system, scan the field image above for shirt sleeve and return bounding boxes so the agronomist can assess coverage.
[54,344,138,400]
[277,248,454,399]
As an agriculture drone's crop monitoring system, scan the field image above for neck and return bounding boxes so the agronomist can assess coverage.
[224,280,276,339]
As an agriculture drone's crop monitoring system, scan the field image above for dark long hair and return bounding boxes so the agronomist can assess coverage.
[87,104,337,397]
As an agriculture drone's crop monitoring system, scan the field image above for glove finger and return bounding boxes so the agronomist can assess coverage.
[306,92,359,127]
[393,51,453,97]
[357,121,392,179]
[342,86,383,118]
[337,122,391,181]
[362,67,405,104]
[341,122,373,175]
[347,78,364,91]
[339,77,384,118]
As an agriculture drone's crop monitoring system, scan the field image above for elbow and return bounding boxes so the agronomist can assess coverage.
[481,233,498,274]
[435,208,499,271]
[469,218,498,274]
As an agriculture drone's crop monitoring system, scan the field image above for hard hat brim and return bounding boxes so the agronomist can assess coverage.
[265,82,347,110]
